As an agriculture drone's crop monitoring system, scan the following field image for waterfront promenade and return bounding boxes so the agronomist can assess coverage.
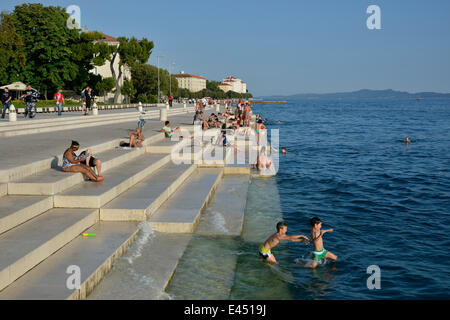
[0,102,255,299]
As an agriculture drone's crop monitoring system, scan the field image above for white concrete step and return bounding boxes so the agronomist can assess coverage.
[87,231,193,300]
[0,208,98,292]
[0,110,158,132]
[0,184,6,196]
[0,107,195,138]
[148,167,223,233]
[100,163,196,221]
[54,153,170,208]
[0,195,53,235]
[195,175,249,237]
[0,221,139,300]
[8,147,146,195]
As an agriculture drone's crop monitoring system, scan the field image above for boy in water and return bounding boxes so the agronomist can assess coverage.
[259,222,309,264]
[308,217,337,268]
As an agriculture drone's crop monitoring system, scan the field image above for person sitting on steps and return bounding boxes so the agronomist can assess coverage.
[61,141,105,182]
[128,127,145,148]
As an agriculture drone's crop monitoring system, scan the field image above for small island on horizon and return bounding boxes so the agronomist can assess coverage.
[259,89,450,100]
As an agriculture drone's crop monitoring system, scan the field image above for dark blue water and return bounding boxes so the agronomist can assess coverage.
[249,99,450,299]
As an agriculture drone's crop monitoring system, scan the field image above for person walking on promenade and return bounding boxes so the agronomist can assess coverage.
[54,89,64,116]
[84,87,92,115]
[1,87,12,119]
[81,87,87,114]
[169,95,173,107]
[19,85,40,119]
[61,141,105,182]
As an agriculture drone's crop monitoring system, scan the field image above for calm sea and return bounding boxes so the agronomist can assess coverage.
[167,98,450,300]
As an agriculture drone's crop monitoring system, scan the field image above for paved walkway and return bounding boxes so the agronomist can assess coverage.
[0,103,193,123]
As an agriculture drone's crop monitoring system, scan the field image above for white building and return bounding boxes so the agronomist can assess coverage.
[174,71,206,93]
[87,31,131,103]
[219,76,247,94]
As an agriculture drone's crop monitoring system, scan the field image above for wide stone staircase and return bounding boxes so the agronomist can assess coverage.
[0,118,258,299]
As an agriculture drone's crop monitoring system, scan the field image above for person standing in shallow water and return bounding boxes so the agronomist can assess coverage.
[259,222,309,264]
[307,217,337,269]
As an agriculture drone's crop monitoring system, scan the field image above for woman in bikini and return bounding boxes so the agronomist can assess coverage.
[61,141,105,182]
[255,119,266,146]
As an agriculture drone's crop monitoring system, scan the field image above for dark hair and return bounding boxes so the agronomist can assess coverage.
[71,140,79,147]
[310,217,322,227]
[165,121,170,126]
[276,221,287,231]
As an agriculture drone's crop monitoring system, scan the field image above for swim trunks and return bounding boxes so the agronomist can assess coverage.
[312,249,328,263]
[259,244,272,259]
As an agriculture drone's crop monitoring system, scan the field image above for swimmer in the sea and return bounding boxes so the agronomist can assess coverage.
[403,136,411,144]
[281,147,287,155]
[259,222,309,264]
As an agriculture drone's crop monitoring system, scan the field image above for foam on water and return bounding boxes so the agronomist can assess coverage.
[125,221,155,264]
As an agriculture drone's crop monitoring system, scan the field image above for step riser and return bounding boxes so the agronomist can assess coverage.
[0,184,6,196]
[53,154,171,208]
[7,175,83,196]
[0,197,53,235]
[0,209,99,292]
[99,165,196,221]
[149,170,223,233]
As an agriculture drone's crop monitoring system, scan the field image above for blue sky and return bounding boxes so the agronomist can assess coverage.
[2,0,450,96]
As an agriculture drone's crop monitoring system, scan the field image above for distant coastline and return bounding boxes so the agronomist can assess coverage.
[259,89,450,100]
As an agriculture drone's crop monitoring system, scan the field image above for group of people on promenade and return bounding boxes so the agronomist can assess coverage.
[0,85,41,119]
[0,86,92,118]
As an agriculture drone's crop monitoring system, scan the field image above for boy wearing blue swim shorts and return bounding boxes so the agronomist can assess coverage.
[309,217,337,268]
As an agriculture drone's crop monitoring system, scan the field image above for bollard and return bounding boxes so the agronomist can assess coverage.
[215,103,220,113]
[166,102,169,110]
[92,103,98,116]
[138,102,143,112]
[9,104,17,122]
[160,108,168,122]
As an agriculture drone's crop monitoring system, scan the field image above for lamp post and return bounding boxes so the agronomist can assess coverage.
[169,61,175,97]
[157,55,164,104]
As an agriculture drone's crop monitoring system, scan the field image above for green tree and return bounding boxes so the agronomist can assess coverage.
[206,80,220,91]
[121,80,136,104]
[95,77,115,102]
[9,4,106,98]
[0,12,26,84]
[131,63,174,102]
[131,64,158,97]
[98,37,154,103]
